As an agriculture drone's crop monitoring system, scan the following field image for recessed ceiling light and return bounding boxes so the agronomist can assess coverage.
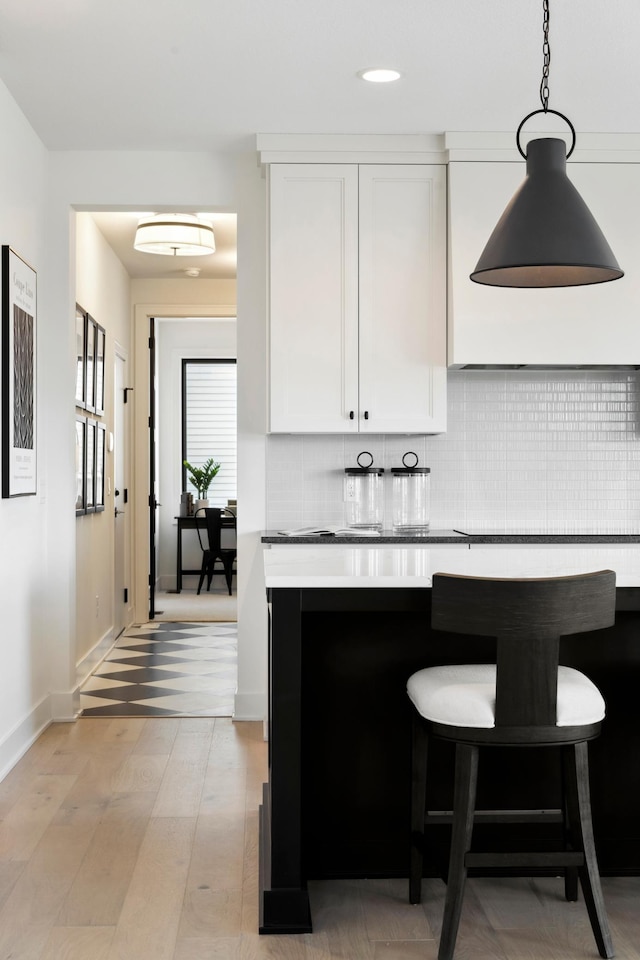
[359,68,401,83]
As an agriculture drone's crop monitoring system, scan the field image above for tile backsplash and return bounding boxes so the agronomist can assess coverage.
[266,370,640,532]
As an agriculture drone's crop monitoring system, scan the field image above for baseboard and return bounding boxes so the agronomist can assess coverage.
[50,690,80,722]
[0,695,53,783]
[75,626,115,690]
[234,691,267,721]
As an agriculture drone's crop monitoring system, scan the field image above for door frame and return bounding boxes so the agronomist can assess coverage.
[132,301,236,625]
[113,341,132,635]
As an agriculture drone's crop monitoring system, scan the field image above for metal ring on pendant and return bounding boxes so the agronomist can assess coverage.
[516,108,576,160]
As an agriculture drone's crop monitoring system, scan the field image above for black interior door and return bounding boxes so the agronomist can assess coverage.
[149,317,156,619]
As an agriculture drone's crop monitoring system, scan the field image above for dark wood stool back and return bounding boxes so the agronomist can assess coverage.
[431,570,616,734]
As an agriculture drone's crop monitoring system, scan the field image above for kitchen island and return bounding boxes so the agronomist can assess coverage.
[260,543,640,934]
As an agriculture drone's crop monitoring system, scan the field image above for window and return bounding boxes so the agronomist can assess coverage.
[182,359,237,507]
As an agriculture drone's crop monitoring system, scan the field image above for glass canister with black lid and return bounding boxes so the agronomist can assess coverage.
[391,452,430,533]
[344,451,384,530]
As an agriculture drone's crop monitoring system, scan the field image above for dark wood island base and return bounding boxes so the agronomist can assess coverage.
[259,584,640,934]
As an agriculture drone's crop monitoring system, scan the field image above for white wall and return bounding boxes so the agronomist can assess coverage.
[156,317,237,590]
[0,79,52,775]
[75,213,131,674]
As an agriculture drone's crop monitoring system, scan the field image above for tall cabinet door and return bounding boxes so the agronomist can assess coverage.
[269,164,359,432]
[358,165,447,433]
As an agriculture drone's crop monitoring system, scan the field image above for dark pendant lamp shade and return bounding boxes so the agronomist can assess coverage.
[470,138,624,288]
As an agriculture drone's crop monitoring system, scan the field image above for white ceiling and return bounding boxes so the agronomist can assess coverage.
[1,0,638,279]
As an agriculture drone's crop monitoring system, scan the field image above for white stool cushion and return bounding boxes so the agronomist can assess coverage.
[407,664,605,728]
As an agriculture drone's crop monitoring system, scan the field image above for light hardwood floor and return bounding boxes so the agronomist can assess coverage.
[0,717,638,960]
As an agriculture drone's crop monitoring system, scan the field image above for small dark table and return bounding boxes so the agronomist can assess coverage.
[174,514,235,592]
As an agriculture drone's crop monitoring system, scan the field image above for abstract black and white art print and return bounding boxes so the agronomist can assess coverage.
[2,247,37,497]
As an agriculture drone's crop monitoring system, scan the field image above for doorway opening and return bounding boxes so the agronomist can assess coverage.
[151,316,238,624]
[75,207,239,719]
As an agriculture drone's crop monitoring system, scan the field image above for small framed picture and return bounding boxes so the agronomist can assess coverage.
[85,315,96,414]
[2,246,37,498]
[95,422,106,511]
[86,418,96,513]
[95,324,105,416]
[75,305,86,409]
[75,415,86,515]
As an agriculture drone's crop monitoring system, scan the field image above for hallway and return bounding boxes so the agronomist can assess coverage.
[79,622,237,718]
[0,717,639,959]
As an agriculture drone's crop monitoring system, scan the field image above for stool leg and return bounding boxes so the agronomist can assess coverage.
[409,712,429,904]
[561,749,579,902]
[563,743,614,959]
[438,743,479,960]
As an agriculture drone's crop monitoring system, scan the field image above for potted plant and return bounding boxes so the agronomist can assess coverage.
[183,457,221,510]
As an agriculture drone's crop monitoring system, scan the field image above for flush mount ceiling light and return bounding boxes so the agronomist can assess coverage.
[358,68,401,83]
[471,0,623,288]
[134,213,215,256]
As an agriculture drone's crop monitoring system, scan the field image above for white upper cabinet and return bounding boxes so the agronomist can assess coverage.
[268,163,447,433]
[358,165,447,433]
[269,164,359,433]
[448,161,640,366]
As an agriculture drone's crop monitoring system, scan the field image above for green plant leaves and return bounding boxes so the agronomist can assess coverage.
[183,457,221,497]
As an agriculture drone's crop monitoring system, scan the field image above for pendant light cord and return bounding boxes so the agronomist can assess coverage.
[539,0,551,112]
[516,0,574,159]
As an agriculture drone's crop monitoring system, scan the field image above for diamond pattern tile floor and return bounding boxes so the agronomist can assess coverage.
[79,621,237,717]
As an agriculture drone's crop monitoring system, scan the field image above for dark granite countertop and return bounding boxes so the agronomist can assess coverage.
[454,527,640,544]
[261,529,468,544]
[261,528,640,545]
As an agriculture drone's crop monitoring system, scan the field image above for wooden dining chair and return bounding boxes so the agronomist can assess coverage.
[407,570,616,960]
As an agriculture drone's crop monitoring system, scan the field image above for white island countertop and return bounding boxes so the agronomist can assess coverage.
[263,543,640,589]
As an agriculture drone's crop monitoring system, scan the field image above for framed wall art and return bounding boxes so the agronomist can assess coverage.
[85,314,96,414]
[75,304,86,409]
[95,421,106,511]
[75,415,86,515]
[95,323,105,416]
[85,417,96,513]
[2,246,37,498]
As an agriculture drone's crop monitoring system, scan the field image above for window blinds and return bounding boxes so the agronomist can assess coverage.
[183,360,237,508]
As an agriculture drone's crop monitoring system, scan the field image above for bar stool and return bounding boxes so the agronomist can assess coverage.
[407,570,616,960]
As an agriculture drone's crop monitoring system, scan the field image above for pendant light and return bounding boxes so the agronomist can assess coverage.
[134,213,215,256]
[470,0,623,288]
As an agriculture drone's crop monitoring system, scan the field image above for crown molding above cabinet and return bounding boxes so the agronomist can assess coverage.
[257,132,640,167]
[256,133,447,166]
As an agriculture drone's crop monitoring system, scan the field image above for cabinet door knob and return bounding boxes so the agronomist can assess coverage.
[364,411,369,420]
[349,410,354,420]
